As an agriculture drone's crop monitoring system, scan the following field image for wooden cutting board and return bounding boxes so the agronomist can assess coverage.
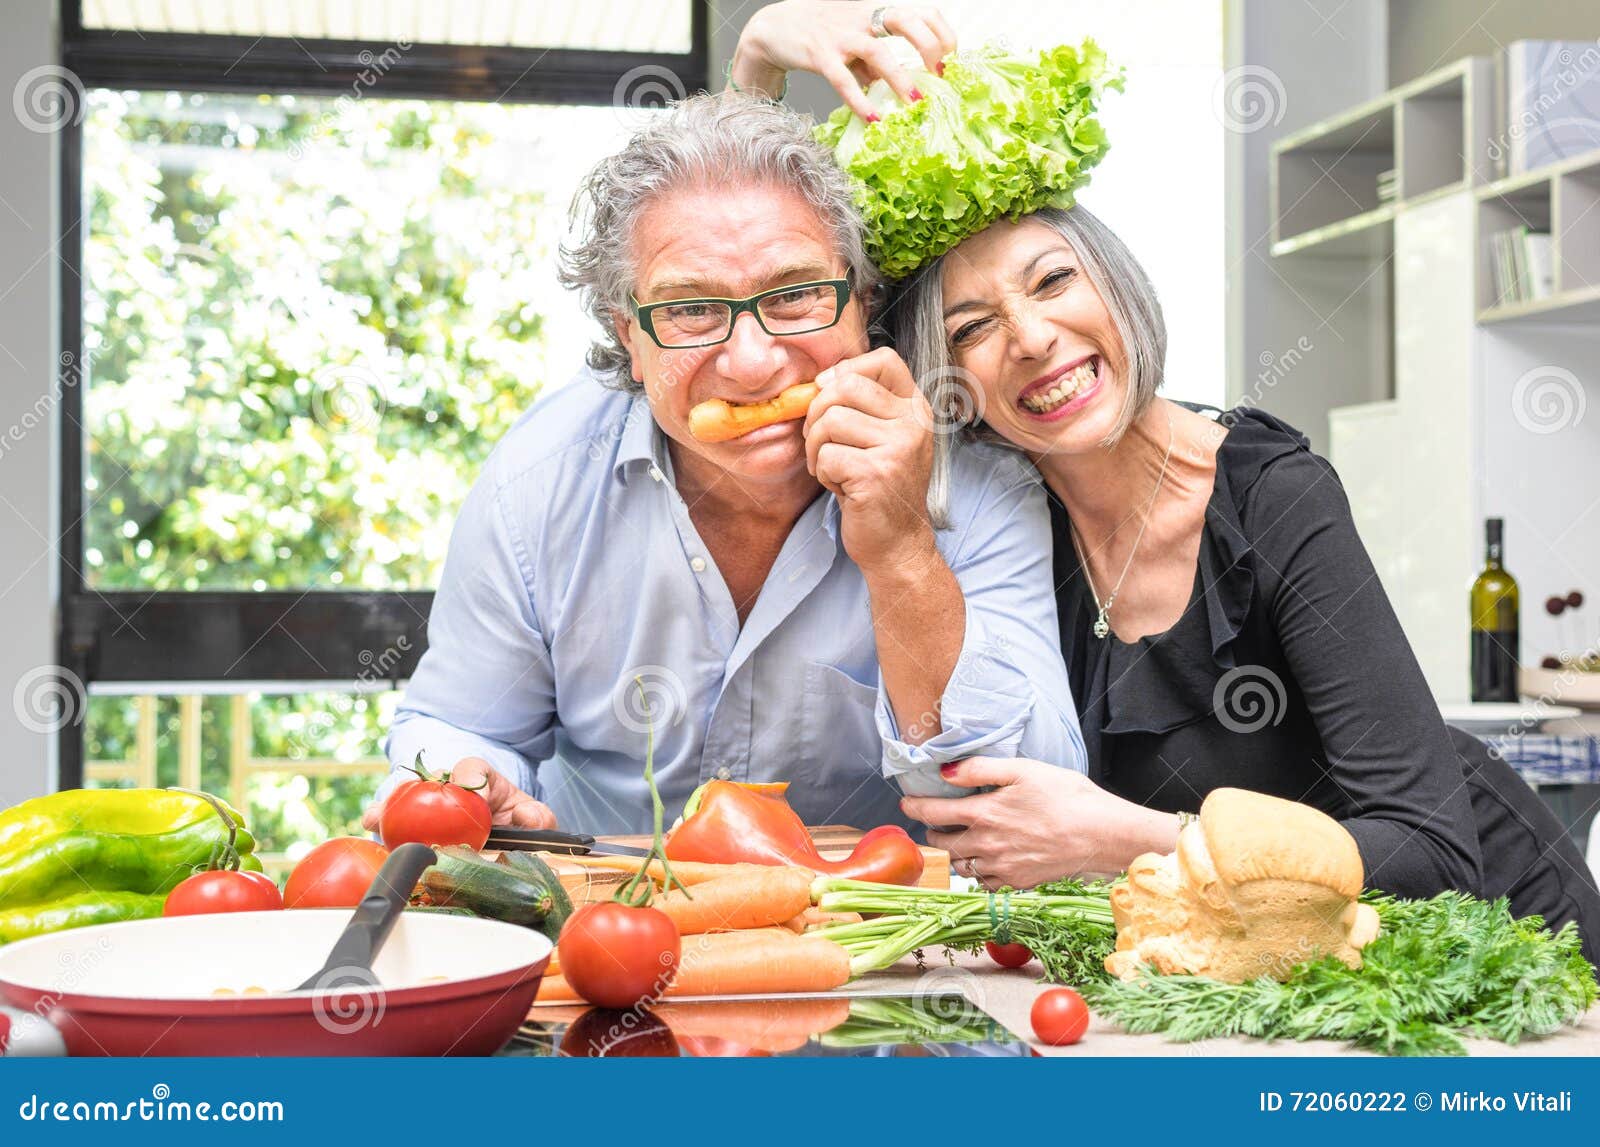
[495,826,949,906]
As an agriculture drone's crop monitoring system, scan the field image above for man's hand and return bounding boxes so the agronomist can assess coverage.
[803,347,937,577]
[361,756,558,833]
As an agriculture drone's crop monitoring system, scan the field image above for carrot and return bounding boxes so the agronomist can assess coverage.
[671,930,850,996]
[651,867,813,934]
[533,930,850,1004]
[780,907,863,933]
[535,973,583,1004]
[557,855,790,886]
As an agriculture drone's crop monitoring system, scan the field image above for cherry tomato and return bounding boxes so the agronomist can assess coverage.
[164,869,283,916]
[379,762,493,851]
[985,940,1034,968]
[557,902,680,1009]
[283,837,390,909]
[1030,987,1091,1046]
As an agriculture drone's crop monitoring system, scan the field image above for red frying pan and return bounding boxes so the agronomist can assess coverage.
[0,873,551,1057]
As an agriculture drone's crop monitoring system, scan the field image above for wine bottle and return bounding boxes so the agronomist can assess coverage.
[1470,517,1520,702]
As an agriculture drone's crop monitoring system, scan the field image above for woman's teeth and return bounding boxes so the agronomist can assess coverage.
[1021,359,1096,414]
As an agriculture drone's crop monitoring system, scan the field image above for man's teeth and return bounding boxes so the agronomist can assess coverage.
[1021,360,1096,413]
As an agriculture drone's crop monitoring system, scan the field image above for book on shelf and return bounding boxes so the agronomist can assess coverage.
[1497,41,1600,178]
[1486,226,1554,306]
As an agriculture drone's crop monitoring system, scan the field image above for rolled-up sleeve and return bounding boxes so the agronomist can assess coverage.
[877,447,1087,792]
[383,462,558,802]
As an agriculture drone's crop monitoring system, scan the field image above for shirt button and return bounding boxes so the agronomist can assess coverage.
[690,556,707,573]
[716,766,732,780]
[648,465,664,482]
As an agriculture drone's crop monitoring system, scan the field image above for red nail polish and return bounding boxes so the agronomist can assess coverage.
[911,88,924,101]
[936,62,945,77]
[940,762,958,778]
[866,112,881,123]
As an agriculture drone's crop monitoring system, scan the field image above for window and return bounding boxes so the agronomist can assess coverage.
[59,1,708,862]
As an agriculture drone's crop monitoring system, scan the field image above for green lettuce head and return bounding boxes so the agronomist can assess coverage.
[815,40,1122,280]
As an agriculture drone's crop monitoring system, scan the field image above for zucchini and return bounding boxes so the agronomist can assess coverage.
[502,849,573,940]
[421,846,555,928]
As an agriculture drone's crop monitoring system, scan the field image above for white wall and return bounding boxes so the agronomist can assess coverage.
[1389,0,1600,87]
[1223,0,1389,453]
[0,1,61,806]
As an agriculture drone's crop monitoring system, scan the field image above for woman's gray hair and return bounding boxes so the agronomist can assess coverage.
[889,206,1167,527]
[559,91,885,391]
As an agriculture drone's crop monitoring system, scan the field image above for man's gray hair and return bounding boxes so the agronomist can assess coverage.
[559,91,885,391]
[888,206,1167,526]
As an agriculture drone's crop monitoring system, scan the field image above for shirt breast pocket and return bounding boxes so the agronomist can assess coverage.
[798,661,882,769]
[795,662,911,833]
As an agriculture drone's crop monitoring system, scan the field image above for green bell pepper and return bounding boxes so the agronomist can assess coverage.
[0,789,262,937]
[0,890,168,944]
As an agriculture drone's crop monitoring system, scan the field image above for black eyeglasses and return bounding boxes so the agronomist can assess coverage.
[629,279,852,349]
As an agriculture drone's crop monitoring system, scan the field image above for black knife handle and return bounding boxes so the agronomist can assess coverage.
[484,827,596,853]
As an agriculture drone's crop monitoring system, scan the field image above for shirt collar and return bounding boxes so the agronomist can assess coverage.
[612,392,665,486]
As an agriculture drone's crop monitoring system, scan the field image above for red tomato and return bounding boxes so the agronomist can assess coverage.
[557,902,680,1009]
[283,837,390,909]
[985,941,1034,968]
[1030,987,1091,1046]
[164,869,283,916]
[379,769,492,851]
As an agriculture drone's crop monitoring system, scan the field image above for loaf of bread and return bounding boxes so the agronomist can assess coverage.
[1105,788,1381,983]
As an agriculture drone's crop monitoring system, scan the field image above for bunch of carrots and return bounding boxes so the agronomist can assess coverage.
[536,859,865,1002]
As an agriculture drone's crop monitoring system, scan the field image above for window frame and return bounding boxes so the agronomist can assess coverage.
[55,0,711,788]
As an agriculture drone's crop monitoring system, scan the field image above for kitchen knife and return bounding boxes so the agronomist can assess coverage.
[484,827,651,857]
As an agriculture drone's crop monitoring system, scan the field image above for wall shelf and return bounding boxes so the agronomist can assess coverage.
[1270,58,1492,257]
[1269,204,1394,258]
[1477,283,1600,326]
[1303,53,1600,703]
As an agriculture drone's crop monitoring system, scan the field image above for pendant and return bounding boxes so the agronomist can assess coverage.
[1093,612,1111,639]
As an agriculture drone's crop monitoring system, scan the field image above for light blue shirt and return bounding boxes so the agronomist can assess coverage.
[384,373,1086,835]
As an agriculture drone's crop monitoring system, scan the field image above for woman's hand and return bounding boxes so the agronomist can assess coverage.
[900,758,1180,888]
[362,756,558,833]
[729,2,957,119]
[803,347,936,577]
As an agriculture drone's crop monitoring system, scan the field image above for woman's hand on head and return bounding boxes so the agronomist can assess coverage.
[730,2,957,119]
[900,757,1179,889]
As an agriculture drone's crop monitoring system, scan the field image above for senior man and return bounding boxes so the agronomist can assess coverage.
[365,93,1085,836]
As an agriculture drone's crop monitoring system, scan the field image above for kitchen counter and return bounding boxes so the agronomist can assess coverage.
[852,949,1600,1057]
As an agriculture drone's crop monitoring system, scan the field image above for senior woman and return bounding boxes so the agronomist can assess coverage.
[884,205,1600,960]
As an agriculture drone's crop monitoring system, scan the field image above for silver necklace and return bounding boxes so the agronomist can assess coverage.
[1069,411,1176,640]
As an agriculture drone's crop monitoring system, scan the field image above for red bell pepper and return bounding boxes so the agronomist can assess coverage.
[665,781,925,886]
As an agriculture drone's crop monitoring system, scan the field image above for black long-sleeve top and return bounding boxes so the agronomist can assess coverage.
[1050,405,1600,963]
